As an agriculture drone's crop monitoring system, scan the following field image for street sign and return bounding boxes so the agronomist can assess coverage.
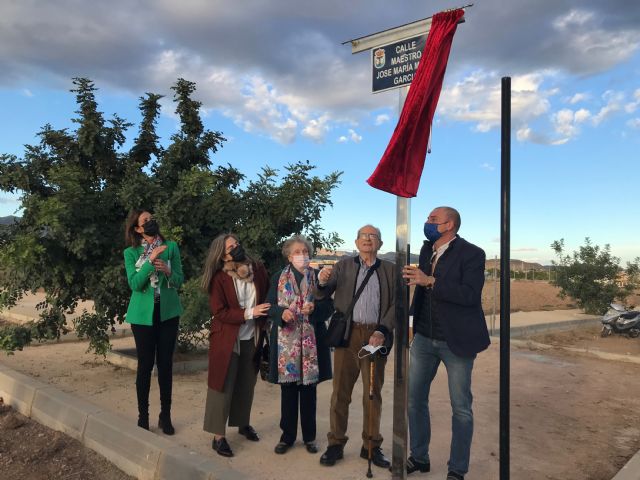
[371,33,427,93]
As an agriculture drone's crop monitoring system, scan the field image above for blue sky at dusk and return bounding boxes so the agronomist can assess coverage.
[1,0,639,264]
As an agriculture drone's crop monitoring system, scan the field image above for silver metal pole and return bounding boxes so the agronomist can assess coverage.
[392,85,410,480]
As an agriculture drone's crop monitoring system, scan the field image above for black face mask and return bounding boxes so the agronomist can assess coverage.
[229,244,246,262]
[142,219,159,237]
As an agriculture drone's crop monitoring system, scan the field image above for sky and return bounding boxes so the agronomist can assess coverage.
[1,0,639,265]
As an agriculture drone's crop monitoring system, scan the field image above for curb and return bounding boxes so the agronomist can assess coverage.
[0,362,242,480]
[489,317,601,338]
[612,449,640,480]
[510,338,640,365]
[107,348,208,375]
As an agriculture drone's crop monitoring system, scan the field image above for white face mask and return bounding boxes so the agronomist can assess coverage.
[291,254,310,269]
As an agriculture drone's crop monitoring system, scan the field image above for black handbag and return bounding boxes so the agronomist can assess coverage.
[325,267,377,348]
[253,329,270,381]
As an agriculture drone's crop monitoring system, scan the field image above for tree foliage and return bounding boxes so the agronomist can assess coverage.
[0,78,342,354]
[551,238,639,315]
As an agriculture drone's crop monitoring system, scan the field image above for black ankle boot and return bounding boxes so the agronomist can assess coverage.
[137,415,149,430]
[158,413,175,435]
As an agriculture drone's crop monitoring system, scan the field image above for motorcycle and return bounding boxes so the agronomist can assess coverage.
[601,303,640,338]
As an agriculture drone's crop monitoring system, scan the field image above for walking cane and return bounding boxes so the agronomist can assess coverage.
[366,351,376,478]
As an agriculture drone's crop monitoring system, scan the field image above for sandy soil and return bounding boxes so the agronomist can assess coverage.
[527,324,640,357]
[1,282,640,479]
[1,331,640,480]
[0,398,133,480]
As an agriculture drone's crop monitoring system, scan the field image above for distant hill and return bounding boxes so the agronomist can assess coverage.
[485,258,552,271]
[0,215,19,225]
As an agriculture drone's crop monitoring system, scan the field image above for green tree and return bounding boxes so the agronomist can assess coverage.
[0,78,341,355]
[551,238,640,314]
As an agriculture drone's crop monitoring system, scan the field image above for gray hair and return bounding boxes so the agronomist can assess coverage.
[281,234,314,258]
[435,206,461,232]
[356,224,382,241]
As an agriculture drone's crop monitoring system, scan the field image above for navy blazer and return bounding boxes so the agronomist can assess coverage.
[411,235,490,357]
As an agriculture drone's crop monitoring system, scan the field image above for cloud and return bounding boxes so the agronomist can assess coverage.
[2,0,640,144]
[567,92,589,104]
[552,9,594,30]
[480,162,495,171]
[551,107,591,142]
[512,247,538,252]
[591,90,624,125]
[627,118,640,129]
[301,115,330,143]
[624,88,640,113]
[337,128,362,143]
[21,89,34,97]
[375,114,390,126]
[438,70,555,139]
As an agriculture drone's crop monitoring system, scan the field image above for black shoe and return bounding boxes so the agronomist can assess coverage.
[137,416,149,430]
[238,425,260,441]
[158,415,175,435]
[407,456,430,474]
[274,442,292,454]
[305,441,319,454]
[320,445,344,466]
[360,446,391,469]
[212,437,234,457]
[447,472,464,480]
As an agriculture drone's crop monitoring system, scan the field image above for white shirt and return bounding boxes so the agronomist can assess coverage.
[233,278,256,341]
[431,237,455,272]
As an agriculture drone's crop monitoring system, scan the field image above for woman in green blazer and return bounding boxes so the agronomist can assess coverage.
[124,209,184,434]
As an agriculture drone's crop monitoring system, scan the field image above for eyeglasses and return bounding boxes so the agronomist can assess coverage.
[358,232,379,240]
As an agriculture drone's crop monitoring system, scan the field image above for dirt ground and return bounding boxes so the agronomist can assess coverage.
[526,324,640,356]
[0,398,133,480]
[1,282,640,480]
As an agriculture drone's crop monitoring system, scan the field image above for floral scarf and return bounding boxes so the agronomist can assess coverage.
[276,265,319,385]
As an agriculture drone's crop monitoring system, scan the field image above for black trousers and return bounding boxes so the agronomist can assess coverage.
[130,302,179,418]
[280,383,317,445]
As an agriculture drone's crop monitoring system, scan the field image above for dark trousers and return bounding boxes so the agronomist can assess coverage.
[130,303,179,419]
[280,383,317,445]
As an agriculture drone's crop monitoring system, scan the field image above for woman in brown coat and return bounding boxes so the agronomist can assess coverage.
[201,233,270,457]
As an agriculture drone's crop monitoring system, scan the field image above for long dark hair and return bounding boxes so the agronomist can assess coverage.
[124,209,163,247]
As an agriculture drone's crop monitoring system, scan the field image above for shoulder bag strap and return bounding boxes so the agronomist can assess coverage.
[342,264,377,343]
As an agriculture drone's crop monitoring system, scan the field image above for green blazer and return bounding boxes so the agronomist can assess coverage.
[124,240,184,326]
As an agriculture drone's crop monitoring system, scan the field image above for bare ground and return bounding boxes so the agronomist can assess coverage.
[1,282,640,480]
[0,398,134,480]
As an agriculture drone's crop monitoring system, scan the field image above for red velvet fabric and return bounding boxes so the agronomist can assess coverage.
[367,9,464,198]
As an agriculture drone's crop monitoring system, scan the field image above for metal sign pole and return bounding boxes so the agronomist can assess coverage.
[500,76,511,480]
[391,87,410,480]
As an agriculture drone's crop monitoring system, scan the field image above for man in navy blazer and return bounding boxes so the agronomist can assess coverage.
[402,206,490,480]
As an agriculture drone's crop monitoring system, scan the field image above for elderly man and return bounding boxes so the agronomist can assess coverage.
[403,206,490,480]
[315,224,395,469]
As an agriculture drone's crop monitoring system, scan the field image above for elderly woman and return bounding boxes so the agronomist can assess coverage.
[201,233,270,457]
[123,209,183,435]
[267,235,332,455]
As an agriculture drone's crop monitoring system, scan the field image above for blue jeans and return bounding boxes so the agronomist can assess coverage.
[408,333,475,475]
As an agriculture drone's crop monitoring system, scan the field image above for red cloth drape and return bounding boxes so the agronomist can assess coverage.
[367,9,464,198]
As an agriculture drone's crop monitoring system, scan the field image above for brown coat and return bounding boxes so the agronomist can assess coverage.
[207,261,269,392]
